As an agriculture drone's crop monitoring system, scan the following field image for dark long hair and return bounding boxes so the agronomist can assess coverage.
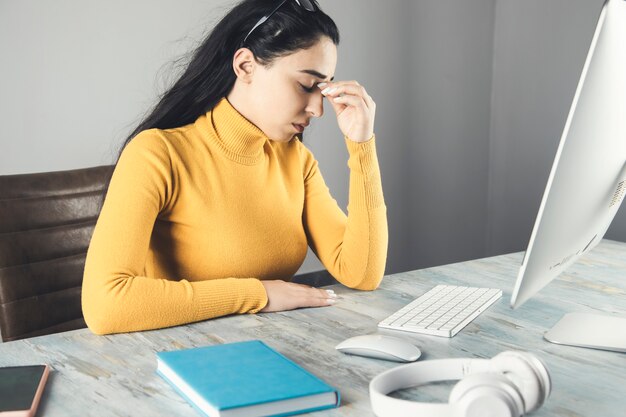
[103,0,339,202]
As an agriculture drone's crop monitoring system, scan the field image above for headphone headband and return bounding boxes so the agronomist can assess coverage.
[370,358,494,417]
[369,352,550,417]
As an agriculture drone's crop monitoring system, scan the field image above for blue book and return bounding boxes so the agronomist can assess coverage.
[156,340,340,417]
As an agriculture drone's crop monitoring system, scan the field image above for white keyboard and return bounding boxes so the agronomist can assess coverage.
[378,285,502,337]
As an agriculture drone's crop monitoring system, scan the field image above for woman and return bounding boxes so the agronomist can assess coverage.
[82,0,388,335]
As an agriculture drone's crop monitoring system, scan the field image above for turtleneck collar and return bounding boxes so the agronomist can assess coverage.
[199,97,270,165]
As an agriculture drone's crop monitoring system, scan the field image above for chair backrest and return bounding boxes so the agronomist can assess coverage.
[0,165,113,342]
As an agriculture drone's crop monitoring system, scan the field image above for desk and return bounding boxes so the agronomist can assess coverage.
[1,240,625,417]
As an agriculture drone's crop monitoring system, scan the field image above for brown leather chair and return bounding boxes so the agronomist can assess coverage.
[0,165,113,342]
[0,164,337,342]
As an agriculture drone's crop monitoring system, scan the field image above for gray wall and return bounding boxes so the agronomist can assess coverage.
[307,1,413,274]
[487,0,621,255]
[408,0,495,268]
[1,0,233,173]
[1,0,625,277]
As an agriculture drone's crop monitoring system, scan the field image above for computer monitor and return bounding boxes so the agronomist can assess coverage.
[511,0,626,352]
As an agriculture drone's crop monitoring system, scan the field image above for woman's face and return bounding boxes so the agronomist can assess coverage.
[228,36,337,142]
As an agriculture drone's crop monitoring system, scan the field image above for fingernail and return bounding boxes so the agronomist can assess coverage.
[317,82,328,89]
[322,87,337,95]
[327,298,337,304]
[325,289,335,294]
[333,96,342,102]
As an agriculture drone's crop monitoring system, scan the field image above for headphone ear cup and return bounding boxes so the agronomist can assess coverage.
[491,351,551,413]
[449,373,524,417]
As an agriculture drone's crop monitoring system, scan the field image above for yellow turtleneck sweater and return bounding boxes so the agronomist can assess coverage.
[82,97,388,335]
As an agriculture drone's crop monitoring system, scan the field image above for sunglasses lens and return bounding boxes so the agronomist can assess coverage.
[296,0,317,12]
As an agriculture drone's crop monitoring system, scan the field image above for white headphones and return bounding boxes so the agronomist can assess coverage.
[370,351,551,417]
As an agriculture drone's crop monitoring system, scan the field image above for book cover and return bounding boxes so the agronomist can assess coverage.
[156,340,340,417]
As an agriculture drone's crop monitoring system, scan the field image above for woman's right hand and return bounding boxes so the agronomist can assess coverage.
[259,280,337,313]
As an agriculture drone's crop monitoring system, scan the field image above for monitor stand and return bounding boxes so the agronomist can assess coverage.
[544,312,626,352]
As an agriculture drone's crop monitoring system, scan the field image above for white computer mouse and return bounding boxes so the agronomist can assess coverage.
[335,334,421,362]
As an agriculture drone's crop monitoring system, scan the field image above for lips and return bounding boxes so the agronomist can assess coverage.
[293,123,308,133]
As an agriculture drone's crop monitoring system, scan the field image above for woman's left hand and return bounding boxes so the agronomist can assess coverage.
[318,80,376,143]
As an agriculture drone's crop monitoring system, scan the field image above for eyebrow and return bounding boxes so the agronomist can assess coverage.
[299,69,334,81]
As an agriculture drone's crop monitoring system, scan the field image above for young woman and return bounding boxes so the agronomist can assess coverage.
[82,0,388,334]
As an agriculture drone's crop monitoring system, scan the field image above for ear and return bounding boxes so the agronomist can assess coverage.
[232,47,256,83]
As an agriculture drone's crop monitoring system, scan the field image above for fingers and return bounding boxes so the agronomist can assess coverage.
[316,79,376,143]
[303,286,337,307]
[318,81,376,110]
[321,288,337,305]
[260,279,339,312]
[331,94,368,110]
[292,283,337,300]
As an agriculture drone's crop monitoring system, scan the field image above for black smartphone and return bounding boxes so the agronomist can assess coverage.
[0,365,50,417]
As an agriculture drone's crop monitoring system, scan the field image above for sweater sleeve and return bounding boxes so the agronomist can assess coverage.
[81,131,268,335]
[302,135,388,290]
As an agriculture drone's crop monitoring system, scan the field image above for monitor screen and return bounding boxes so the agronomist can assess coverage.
[510,0,626,351]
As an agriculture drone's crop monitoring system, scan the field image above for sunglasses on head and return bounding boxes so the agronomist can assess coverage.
[242,0,318,45]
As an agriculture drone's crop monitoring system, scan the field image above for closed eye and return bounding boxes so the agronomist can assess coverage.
[299,83,316,94]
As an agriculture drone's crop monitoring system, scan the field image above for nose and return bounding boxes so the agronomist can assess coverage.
[305,92,324,119]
